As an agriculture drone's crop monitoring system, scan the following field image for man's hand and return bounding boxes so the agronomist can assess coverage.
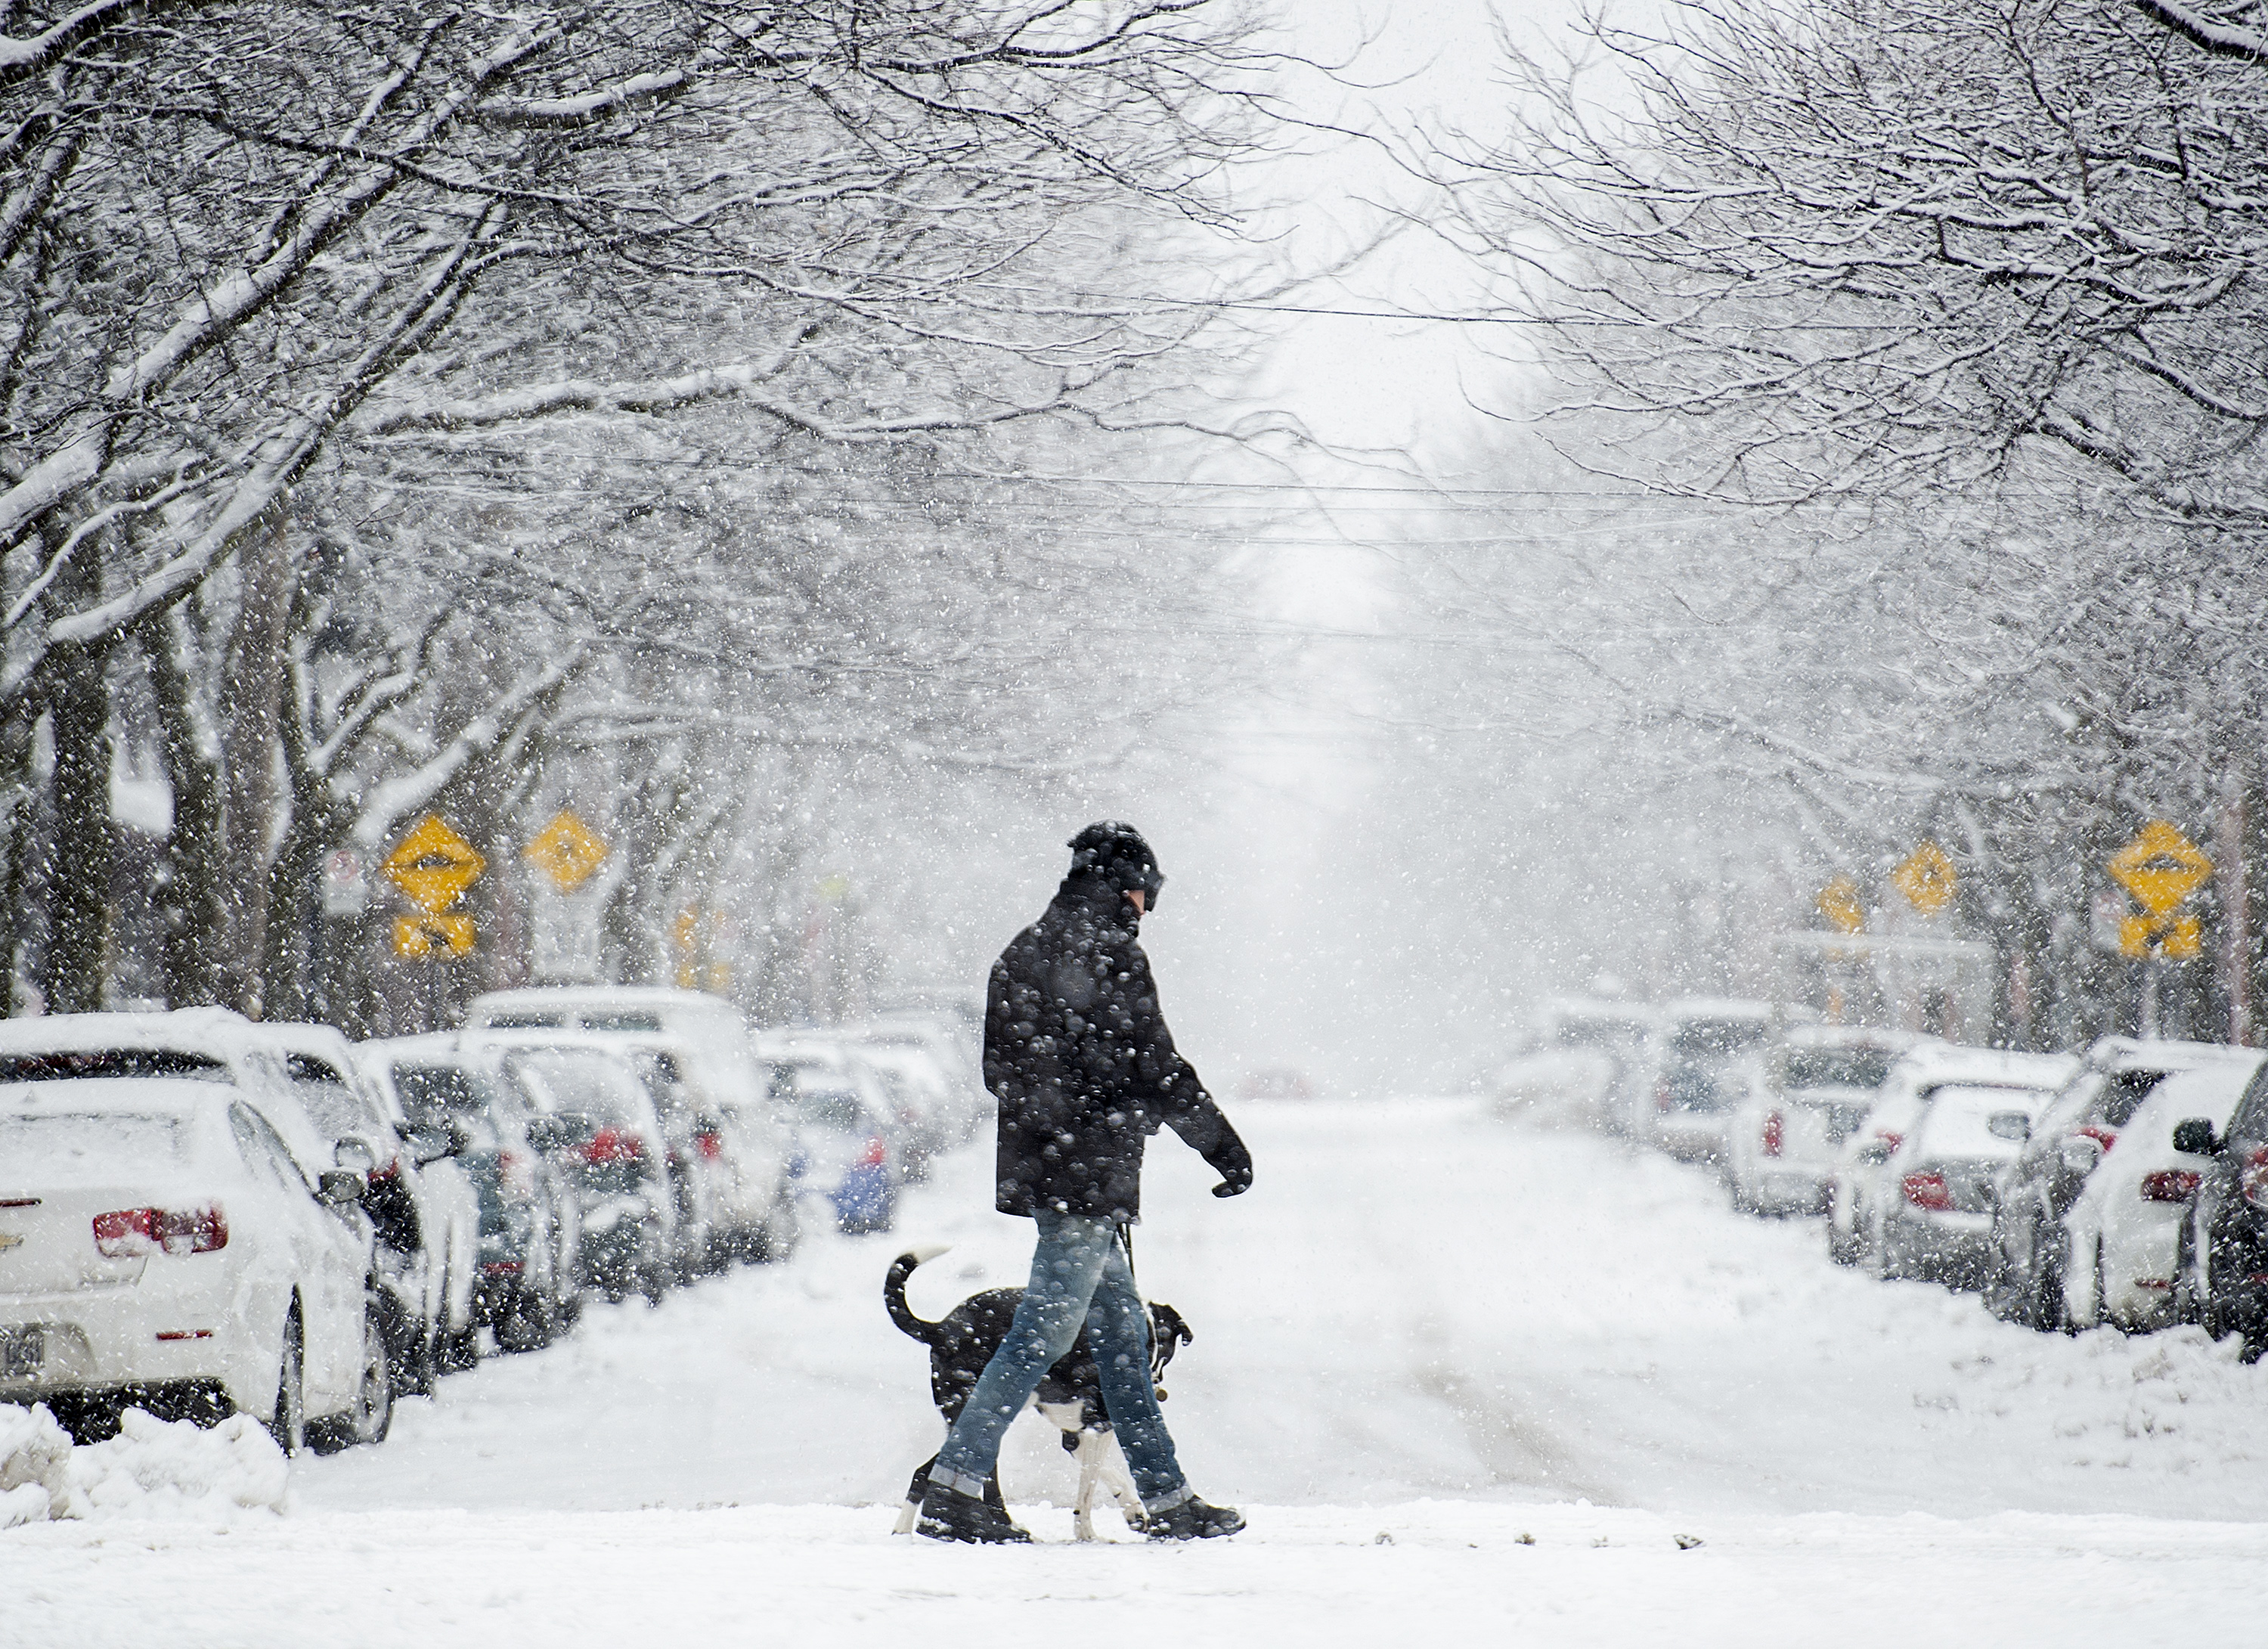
[1210,1160,1253,1198]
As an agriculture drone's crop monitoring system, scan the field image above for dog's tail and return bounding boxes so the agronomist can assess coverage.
[883,1245,954,1346]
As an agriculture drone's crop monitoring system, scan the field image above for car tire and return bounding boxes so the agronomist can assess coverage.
[497,1285,556,1353]
[267,1303,306,1458]
[312,1301,395,1454]
[391,1311,437,1398]
[2032,1218,2068,1332]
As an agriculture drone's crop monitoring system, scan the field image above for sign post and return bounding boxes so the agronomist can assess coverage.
[2108,820,2212,1039]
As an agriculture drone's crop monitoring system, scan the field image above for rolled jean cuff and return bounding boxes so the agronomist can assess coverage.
[933,1468,990,1499]
[1143,1483,1195,1515]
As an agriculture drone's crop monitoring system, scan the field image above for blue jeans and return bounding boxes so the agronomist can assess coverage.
[930,1213,1191,1511]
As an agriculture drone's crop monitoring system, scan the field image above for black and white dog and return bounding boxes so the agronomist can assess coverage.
[885,1245,1194,1541]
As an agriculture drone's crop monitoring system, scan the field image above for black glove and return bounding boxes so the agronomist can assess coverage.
[1210,1150,1253,1199]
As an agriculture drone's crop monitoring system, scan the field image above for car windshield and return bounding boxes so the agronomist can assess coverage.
[0,1049,228,1083]
[792,1086,866,1132]
[0,1112,185,1176]
[1783,1047,1895,1091]
[1558,1016,1648,1049]
[2095,1068,2170,1129]
[1915,1084,2039,1158]
[510,1052,647,1127]
[391,1063,502,1149]
[1672,1019,1770,1058]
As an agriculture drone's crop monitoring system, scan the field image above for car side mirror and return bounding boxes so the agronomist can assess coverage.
[2173,1118,2221,1157]
[1856,1139,1893,1165]
[399,1126,454,1166]
[316,1168,367,1205]
[1986,1111,2031,1143]
[2059,1136,2105,1176]
[333,1136,378,1176]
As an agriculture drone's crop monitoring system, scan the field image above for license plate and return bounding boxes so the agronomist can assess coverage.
[0,1325,42,1378]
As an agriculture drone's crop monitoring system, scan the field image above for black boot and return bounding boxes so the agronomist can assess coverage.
[916,1480,1033,1545]
[1144,1494,1244,1541]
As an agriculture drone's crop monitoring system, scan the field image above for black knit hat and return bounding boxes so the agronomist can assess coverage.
[1067,820,1166,909]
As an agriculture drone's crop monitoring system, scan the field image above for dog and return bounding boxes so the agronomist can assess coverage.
[884,1244,1194,1541]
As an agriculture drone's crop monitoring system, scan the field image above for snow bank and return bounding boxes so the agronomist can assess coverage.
[0,1403,287,1524]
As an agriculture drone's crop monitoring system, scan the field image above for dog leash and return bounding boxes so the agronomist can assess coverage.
[1117,1219,1139,1297]
[1117,1221,1172,1401]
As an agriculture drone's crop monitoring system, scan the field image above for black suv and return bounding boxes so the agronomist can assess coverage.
[1984,1038,2241,1329]
[2172,1065,2268,1356]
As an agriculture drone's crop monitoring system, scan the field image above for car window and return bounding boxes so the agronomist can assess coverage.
[0,1112,184,1176]
[1672,1020,1770,1058]
[792,1088,866,1131]
[2092,1069,2168,1129]
[229,1105,300,1193]
[2229,1066,2268,1142]
[284,1057,377,1139]
[1781,1047,1895,1090]
[581,1012,663,1033]
[0,1049,230,1083]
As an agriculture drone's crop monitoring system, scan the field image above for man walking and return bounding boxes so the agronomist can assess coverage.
[916,821,1253,1544]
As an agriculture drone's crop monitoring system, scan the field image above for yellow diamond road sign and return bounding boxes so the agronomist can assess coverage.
[1892,841,1957,916]
[525,809,609,893]
[2108,820,2211,918]
[383,815,485,915]
[1817,876,1865,935]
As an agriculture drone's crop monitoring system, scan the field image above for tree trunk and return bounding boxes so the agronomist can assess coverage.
[39,643,113,1015]
[139,612,228,1009]
[218,513,293,1017]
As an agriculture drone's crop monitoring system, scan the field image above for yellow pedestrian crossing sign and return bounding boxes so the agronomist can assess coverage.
[525,810,609,893]
[1817,876,1865,935]
[383,815,485,915]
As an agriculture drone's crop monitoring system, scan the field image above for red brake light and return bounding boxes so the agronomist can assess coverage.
[583,1127,645,1165]
[1879,1131,1903,1152]
[2077,1124,2118,1154]
[859,1134,888,1168]
[695,1130,724,1161]
[2242,1148,2268,1210]
[2140,1169,2201,1203]
[94,1206,228,1257]
[1761,1111,1784,1158]
[1901,1173,1953,1211]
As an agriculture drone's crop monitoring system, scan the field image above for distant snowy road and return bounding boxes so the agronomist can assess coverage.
[12,1097,2268,1645]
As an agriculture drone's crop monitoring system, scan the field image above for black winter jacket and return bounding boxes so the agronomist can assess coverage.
[986,871,1250,1221]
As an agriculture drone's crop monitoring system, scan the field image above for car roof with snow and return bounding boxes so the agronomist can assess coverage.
[0,1076,299,1184]
[464,986,746,1035]
[2077,1036,2262,1076]
[1895,1043,2077,1088]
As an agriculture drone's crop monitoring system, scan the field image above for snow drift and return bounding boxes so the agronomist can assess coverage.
[0,1403,288,1524]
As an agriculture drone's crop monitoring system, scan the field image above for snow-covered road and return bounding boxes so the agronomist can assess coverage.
[11,1097,2268,1645]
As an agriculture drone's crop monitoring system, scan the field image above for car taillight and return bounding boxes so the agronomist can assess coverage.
[1878,1131,1902,1153]
[2242,1148,2268,1211]
[93,1206,228,1257]
[584,1127,645,1165]
[859,1134,888,1168]
[1762,1111,1783,1158]
[1901,1173,1953,1211]
[2077,1124,2118,1155]
[695,1130,724,1161]
[2140,1169,2201,1203]
[370,1160,400,1183]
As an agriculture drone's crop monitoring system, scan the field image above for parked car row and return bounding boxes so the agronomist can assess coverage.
[1494,995,2268,1357]
[0,989,985,1453]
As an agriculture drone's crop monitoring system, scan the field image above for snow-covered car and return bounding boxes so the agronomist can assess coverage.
[0,1075,388,1455]
[1635,999,1783,1161]
[1489,1000,1664,1132]
[1869,1083,2049,1286]
[2170,1062,2268,1353]
[838,1012,987,1143]
[2060,1055,2266,1332]
[769,1056,903,1233]
[765,1032,943,1181]
[1829,1044,2077,1267]
[466,987,797,1268]
[1983,1038,2258,1329]
[264,1021,477,1393]
[1722,1026,1919,1216]
[365,1037,579,1352]
[494,1040,681,1301]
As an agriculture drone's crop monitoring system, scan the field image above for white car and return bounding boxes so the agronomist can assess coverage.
[0,1076,387,1454]
[466,987,797,1266]
[1488,999,1665,1132]
[2062,1055,2267,1331]
[1634,998,1783,1160]
[1870,1082,2048,1285]
[1722,1027,1918,1216]
[262,1021,479,1392]
[1829,1044,2077,1266]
